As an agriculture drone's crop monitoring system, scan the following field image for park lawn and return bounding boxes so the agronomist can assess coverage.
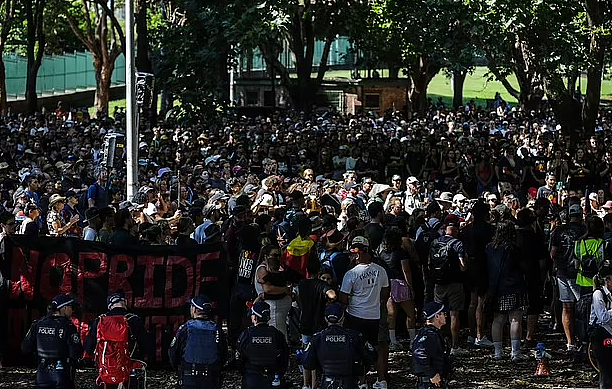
[99,66,612,114]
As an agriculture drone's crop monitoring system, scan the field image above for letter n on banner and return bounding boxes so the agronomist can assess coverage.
[9,245,40,300]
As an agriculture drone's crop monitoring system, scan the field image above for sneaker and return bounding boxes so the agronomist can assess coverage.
[373,380,388,389]
[511,353,529,362]
[302,386,311,389]
[566,344,578,352]
[358,384,368,389]
[389,342,403,351]
[450,347,470,357]
[493,354,504,360]
[474,336,494,348]
[467,336,475,345]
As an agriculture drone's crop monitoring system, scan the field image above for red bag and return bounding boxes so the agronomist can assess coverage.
[94,315,131,385]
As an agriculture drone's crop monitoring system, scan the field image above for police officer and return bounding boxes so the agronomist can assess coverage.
[169,295,228,389]
[412,301,451,388]
[21,294,83,389]
[237,301,289,389]
[302,303,374,389]
[83,292,149,389]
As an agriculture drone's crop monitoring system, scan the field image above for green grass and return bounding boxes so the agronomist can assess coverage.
[97,66,612,114]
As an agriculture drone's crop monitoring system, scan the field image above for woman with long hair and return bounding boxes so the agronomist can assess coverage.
[486,219,529,361]
[255,244,292,340]
[378,227,416,350]
[590,266,612,388]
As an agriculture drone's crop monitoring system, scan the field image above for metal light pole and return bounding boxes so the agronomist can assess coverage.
[125,0,138,200]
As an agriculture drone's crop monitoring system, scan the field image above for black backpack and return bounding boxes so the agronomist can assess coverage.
[556,225,584,277]
[415,221,442,262]
[573,239,604,279]
[429,237,457,284]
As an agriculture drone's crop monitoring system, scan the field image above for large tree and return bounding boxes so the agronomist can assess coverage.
[0,0,16,113]
[63,0,125,117]
[24,0,45,114]
[236,0,351,110]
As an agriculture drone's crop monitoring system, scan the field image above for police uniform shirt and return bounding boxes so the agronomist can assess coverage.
[303,325,369,378]
[168,318,228,370]
[22,315,83,362]
[412,325,449,380]
[237,323,289,375]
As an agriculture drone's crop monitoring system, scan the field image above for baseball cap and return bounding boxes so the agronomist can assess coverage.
[51,294,75,310]
[190,295,212,311]
[568,204,582,216]
[349,236,370,253]
[406,176,419,185]
[589,192,598,201]
[423,301,445,320]
[324,303,345,324]
[107,292,126,309]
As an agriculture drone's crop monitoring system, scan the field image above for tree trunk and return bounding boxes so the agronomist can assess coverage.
[544,74,581,138]
[582,0,606,134]
[94,58,115,117]
[0,59,7,114]
[408,56,440,116]
[388,67,400,79]
[25,63,38,114]
[452,70,466,108]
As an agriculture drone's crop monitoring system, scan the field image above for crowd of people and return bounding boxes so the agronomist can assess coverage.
[3,96,612,388]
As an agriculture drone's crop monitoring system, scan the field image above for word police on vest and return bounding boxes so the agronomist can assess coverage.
[252,337,273,344]
[251,301,271,321]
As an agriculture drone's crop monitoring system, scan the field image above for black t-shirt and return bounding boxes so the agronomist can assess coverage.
[297,278,332,336]
[549,222,586,278]
[365,222,385,252]
[379,249,407,280]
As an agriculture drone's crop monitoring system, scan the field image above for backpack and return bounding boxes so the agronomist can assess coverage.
[183,320,220,365]
[415,221,442,263]
[557,225,583,277]
[429,237,457,284]
[573,239,604,279]
[94,314,132,385]
[78,191,89,214]
[319,251,342,282]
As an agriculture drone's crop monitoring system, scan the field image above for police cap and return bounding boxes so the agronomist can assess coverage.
[51,294,75,310]
[423,301,445,320]
[324,302,345,324]
[251,301,271,321]
[190,295,212,312]
[107,292,126,309]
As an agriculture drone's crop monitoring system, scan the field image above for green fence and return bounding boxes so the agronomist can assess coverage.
[243,36,354,72]
[4,51,126,100]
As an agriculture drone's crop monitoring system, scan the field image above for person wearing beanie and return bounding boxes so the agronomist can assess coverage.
[21,294,82,388]
[169,295,228,389]
[412,301,450,389]
[302,302,374,389]
[236,301,289,389]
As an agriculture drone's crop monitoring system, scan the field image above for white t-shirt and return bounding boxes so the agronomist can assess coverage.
[341,262,389,320]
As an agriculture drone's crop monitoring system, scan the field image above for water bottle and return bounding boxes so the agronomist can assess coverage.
[272,374,281,387]
[56,360,64,370]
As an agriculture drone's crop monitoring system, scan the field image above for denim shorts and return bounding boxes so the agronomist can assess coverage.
[557,277,581,303]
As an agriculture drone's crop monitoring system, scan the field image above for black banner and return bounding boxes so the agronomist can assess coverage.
[0,236,228,365]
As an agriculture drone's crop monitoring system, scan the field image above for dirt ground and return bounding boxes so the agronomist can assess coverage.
[0,326,601,388]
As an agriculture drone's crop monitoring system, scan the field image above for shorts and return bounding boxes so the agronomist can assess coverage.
[378,304,390,344]
[345,313,379,346]
[434,283,465,312]
[390,279,412,303]
[557,277,580,303]
[497,293,529,313]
